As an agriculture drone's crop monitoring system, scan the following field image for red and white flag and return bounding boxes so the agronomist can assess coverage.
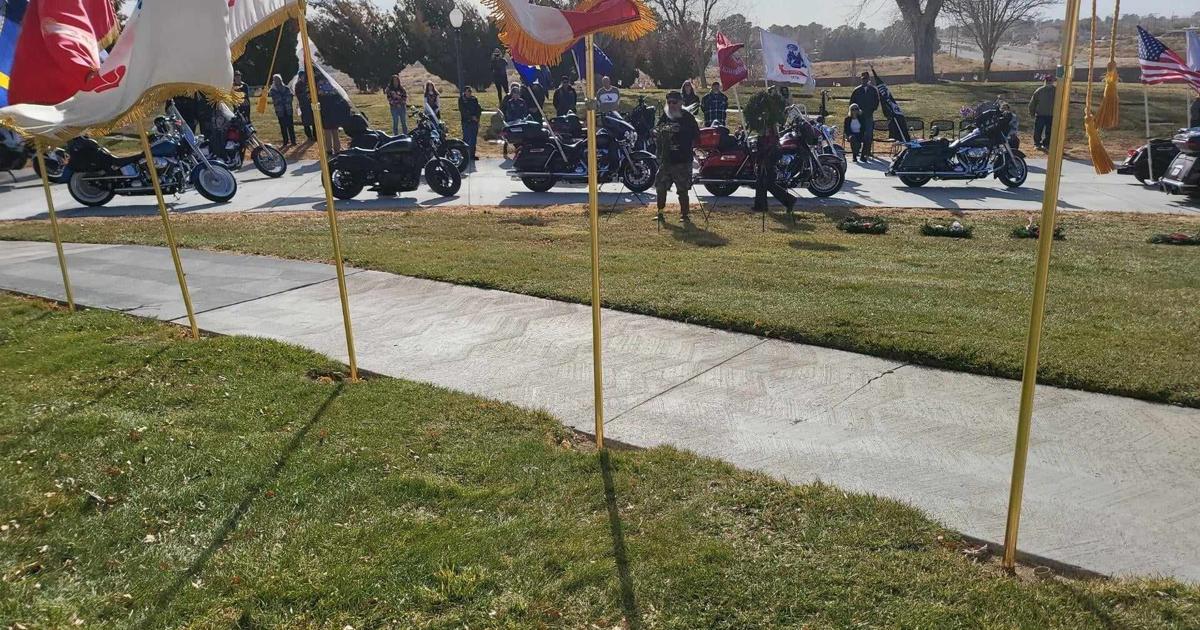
[484,0,654,66]
[7,0,119,106]
[716,32,747,91]
[1137,26,1200,94]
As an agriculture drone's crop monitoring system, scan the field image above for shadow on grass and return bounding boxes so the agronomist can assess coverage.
[662,219,729,248]
[790,240,849,252]
[135,383,344,629]
[599,450,641,629]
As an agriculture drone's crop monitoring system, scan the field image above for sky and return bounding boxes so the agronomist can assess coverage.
[372,0,1194,29]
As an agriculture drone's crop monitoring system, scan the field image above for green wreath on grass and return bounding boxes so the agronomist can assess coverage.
[1148,232,1200,246]
[921,220,973,238]
[1012,216,1064,240]
[838,217,889,234]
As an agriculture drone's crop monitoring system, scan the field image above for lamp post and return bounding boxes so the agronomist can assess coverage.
[449,7,465,94]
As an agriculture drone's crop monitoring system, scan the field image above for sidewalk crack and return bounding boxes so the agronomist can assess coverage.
[605,338,769,427]
[831,362,910,410]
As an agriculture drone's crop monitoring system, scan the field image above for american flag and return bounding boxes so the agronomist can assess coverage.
[1137,26,1200,93]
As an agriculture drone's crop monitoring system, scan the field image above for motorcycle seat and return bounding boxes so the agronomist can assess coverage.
[110,153,145,167]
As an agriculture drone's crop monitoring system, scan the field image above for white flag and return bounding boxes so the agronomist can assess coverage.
[229,0,302,60]
[1186,30,1200,72]
[760,30,816,89]
[0,0,301,141]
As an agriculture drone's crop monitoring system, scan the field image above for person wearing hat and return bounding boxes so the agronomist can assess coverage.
[849,71,880,159]
[553,76,578,116]
[1028,74,1056,151]
[654,90,700,221]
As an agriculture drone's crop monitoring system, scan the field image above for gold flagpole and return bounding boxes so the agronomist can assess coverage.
[297,0,359,382]
[1001,0,1082,571]
[137,122,199,339]
[585,33,605,449]
[33,141,75,311]
[256,25,287,115]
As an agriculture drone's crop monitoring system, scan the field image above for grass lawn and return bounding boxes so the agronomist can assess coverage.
[2,207,1198,407]
[2,294,1198,627]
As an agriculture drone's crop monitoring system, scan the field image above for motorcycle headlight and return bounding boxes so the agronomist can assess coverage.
[625,129,637,146]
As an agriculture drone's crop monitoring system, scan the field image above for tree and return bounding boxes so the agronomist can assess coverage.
[234,21,300,86]
[943,0,1058,80]
[646,0,734,84]
[864,0,944,83]
[640,29,700,88]
[404,0,501,90]
[309,0,413,91]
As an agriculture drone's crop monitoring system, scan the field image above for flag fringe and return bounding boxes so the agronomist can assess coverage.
[1,83,239,143]
[230,4,304,62]
[483,0,655,66]
[1085,111,1114,174]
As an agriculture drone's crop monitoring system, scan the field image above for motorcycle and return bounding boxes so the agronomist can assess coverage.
[507,111,658,193]
[203,107,287,178]
[0,128,68,183]
[65,113,238,207]
[786,103,847,174]
[1160,128,1200,197]
[418,106,472,173]
[329,113,461,199]
[887,102,1027,188]
[1116,138,1178,184]
[695,113,846,198]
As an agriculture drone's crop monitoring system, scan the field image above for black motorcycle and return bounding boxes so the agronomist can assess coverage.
[887,104,1028,189]
[329,113,461,200]
[65,114,238,207]
[0,128,68,183]
[506,111,658,193]
[1160,128,1200,197]
[1117,138,1179,184]
[421,109,472,173]
[203,110,287,178]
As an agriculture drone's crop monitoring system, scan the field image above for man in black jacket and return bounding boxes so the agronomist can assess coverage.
[655,90,700,221]
[491,49,509,102]
[849,71,880,159]
[701,81,728,126]
[552,76,577,116]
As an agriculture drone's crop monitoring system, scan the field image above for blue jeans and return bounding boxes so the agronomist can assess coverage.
[462,121,479,157]
[390,105,408,135]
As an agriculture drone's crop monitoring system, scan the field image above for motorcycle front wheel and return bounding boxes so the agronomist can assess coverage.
[251,145,287,178]
[67,172,115,207]
[621,155,657,193]
[807,160,846,197]
[998,154,1028,188]
[190,164,238,203]
[331,168,364,200]
[33,149,69,183]
[424,158,461,196]
[441,140,471,174]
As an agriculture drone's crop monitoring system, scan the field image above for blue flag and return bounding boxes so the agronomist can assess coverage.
[513,61,552,87]
[0,0,29,107]
[571,39,614,81]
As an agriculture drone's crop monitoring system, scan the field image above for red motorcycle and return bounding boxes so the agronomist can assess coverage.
[694,116,844,198]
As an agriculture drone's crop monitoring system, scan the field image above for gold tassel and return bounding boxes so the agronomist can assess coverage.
[1085,111,1114,174]
[1096,61,1120,129]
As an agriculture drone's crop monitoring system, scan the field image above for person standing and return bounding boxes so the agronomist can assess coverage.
[526,80,547,122]
[596,76,620,114]
[1189,95,1199,129]
[459,86,482,161]
[700,81,728,126]
[849,71,879,159]
[316,73,349,155]
[654,90,700,222]
[385,75,408,135]
[491,49,510,102]
[553,76,577,116]
[295,71,316,141]
[844,103,864,162]
[233,71,252,120]
[1028,74,1056,151]
[500,85,529,159]
[423,81,441,118]
[680,80,700,108]
[269,74,297,147]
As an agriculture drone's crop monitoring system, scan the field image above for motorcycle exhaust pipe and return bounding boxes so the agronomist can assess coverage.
[694,178,758,184]
[892,171,977,178]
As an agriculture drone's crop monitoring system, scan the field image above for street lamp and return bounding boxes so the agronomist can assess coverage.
[449,7,465,94]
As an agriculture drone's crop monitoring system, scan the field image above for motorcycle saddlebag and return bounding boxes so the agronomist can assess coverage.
[895,140,952,171]
[514,143,554,172]
[66,136,115,171]
[504,121,550,147]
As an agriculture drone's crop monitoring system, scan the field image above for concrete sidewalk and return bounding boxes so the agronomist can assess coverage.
[2,240,1197,582]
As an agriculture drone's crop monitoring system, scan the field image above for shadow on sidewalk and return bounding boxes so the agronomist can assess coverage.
[135,383,344,629]
[600,450,641,629]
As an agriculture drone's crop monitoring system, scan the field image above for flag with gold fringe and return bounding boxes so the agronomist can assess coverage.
[7,0,118,107]
[483,0,654,66]
[0,0,297,141]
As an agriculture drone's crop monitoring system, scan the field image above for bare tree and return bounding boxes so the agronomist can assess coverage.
[646,0,734,85]
[943,0,1057,79]
[856,0,945,83]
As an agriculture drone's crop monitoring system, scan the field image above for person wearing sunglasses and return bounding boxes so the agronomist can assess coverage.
[654,90,700,222]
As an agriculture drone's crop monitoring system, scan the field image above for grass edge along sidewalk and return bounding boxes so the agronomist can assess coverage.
[1,206,1197,407]
[2,294,1199,627]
